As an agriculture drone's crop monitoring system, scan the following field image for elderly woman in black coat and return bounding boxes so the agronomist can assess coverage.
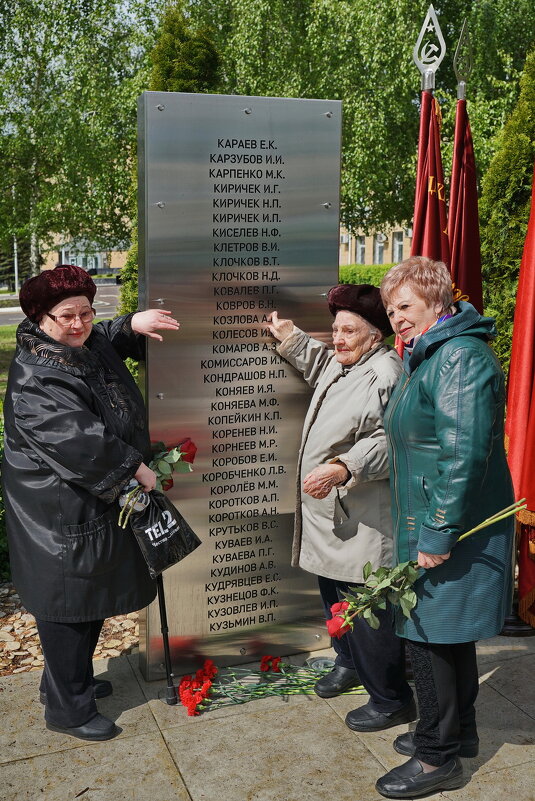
[2,265,178,742]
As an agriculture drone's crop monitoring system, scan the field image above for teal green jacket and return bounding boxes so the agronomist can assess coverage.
[384,302,514,643]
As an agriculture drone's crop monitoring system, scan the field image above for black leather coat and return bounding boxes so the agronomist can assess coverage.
[1,315,157,622]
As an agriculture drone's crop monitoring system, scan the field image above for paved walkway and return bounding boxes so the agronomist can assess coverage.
[2,636,535,801]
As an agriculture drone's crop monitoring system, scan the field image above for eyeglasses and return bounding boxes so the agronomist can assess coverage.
[47,308,96,327]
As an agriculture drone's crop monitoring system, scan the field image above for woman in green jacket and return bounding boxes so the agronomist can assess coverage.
[375,257,514,799]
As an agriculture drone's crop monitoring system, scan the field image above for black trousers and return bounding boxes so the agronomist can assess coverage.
[36,618,104,728]
[318,575,413,713]
[407,639,479,766]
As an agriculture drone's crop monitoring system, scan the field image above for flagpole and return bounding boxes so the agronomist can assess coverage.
[410,5,450,268]
[394,5,450,359]
[448,20,484,313]
[413,4,446,91]
[453,19,472,101]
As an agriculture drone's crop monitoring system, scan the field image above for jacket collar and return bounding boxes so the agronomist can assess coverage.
[407,301,497,373]
[16,317,105,375]
[339,341,390,374]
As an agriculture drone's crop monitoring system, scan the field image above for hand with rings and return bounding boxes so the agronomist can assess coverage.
[131,309,180,341]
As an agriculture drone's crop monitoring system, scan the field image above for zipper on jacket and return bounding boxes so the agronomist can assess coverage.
[387,374,411,558]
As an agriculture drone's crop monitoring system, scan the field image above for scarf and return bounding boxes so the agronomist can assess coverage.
[395,312,454,359]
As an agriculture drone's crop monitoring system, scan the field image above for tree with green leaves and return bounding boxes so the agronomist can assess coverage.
[186,0,535,233]
[479,48,535,375]
[0,0,164,278]
[119,2,220,315]
[150,3,220,92]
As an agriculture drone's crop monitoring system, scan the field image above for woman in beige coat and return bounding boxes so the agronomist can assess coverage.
[268,284,415,732]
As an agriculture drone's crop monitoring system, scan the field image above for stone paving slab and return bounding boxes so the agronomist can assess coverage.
[331,679,535,782]
[2,732,190,801]
[484,651,535,719]
[0,656,158,765]
[90,656,160,736]
[440,761,535,801]
[476,637,535,667]
[1,636,535,801]
[162,700,388,801]
[324,691,421,774]
[468,675,535,775]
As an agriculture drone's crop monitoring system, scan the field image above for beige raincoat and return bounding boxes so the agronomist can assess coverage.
[278,329,402,583]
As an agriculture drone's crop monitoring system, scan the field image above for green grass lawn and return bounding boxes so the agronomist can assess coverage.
[0,327,15,578]
[0,326,17,410]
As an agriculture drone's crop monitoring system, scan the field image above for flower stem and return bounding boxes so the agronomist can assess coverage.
[458,501,526,541]
[118,483,143,527]
[120,485,144,529]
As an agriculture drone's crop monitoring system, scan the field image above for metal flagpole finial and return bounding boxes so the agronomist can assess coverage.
[453,19,473,100]
[413,4,447,91]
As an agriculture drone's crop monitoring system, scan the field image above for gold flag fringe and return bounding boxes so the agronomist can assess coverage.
[518,586,535,629]
[517,507,535,527]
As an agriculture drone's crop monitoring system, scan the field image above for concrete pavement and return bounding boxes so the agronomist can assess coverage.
[2,636,535,801]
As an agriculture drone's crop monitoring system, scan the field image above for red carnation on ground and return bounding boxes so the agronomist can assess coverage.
[178,659,218,715]
[260,655,272,672]
[185,700,200,716]
[202,659,218,679]
[259,655,282,672]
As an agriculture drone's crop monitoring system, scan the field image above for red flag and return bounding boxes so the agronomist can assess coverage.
[410,91,450,266]
[395,91,450,356]
[448,99,483,313]
[505,162,535,628]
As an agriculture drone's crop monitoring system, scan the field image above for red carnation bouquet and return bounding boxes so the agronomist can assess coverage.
[175,655,363,716]
[178,659,218,716]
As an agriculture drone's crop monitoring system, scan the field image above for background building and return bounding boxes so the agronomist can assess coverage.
[42,242,125,275]
[338,226,412,267]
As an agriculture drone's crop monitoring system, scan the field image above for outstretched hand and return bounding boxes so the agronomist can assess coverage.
[131,309,180,341]
[266,311,294,342]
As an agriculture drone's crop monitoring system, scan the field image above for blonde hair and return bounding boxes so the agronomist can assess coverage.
[380,256,454,312]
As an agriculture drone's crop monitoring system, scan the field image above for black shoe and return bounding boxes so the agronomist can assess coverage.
[46,713,120,742]
[394,730,479,758]
[376,756,463,798]
[314,666,360,698]
[40,678,113,705]
[345,698,417,732]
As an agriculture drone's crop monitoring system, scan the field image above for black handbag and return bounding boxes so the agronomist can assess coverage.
[127,490,202,578]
